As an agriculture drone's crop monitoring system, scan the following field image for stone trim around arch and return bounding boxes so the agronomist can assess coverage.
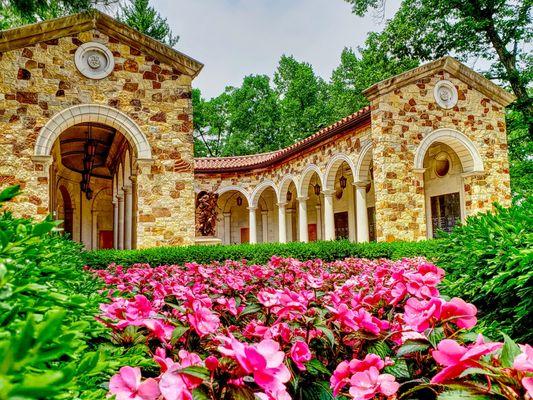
[216,185,251,206]
[414,128,484,173]
[250,180,279,208]
[355,141,373,183]
[34,104,152,160]
[298,164,325,198]
[324,153,356,190]
[277,174,298,204]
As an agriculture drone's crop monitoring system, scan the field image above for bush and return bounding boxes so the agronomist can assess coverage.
[439,199,533,342]
[84,238,443,269]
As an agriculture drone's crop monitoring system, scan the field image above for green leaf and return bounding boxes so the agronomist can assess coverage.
[239,303,262,317]
[306,359,330,376]
[384,358,410,379]
[396,340,430,357]
[192,387,210,400]
[459,368,498,378]
[366,340,392,358]
[32,221,57,237]
[0,185,20,203]
[36,309,66,344]
[437,389,493,399]
[426,327,444,348]
[300,381,335,400]
[171,325,189,344]
[317,325,336,347]
[179,366,209,381]
[500,333,521,368]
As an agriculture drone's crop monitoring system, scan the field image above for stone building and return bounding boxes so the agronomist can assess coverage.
[0,11,514,249]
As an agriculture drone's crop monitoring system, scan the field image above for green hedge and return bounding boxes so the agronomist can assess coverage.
[84,239,443,269]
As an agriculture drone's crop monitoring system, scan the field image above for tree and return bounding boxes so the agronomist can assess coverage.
[329,34,418,119]
[0,0,115,28]
[117,0,178,46]
[344,0,532,121]
[274,55,334,145]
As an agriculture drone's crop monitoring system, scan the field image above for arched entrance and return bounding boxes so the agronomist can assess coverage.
[415,129,484,238]
[35,105,151,249]
[216,186,251,244]
[250,182,278,244]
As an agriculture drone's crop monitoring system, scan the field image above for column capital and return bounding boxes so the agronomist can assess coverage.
[277,202,287,208]
[116,194,124,202]
[247,206,257,212]
[223,212,232,217]
[315,204,322,210]
[123,184,132,193]
[297,196,309,202]
[413,168,426,175]
[261,210,268,216]
[286,208,295,214]
[353,181,370,188]
[322,189,335,196]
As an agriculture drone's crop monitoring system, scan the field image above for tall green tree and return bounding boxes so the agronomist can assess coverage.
[344,0,532,120]
[117,0,179,46]
[274,55,334,145]
[329,34,419,119]
[0,0,115,28]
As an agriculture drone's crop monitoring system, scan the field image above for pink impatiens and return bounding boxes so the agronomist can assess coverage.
[94,256,530,400]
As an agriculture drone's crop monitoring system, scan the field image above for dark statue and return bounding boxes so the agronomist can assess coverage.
[196,191,219,236]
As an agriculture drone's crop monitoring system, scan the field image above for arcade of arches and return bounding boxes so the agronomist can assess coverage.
[0,11,514,249]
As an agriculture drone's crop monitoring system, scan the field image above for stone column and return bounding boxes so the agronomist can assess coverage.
[297,197,308,243]
[117,191,125,250]
[223,212,231,244]
[286,208,294,242]
[347,183,356,242]
[248,206,257,244]
[123,184,133,250]
[315,204,322,240]
[355,182,369,243]
[278,202,287,243]
[261,210,268,243]
[113,198,118,249]
[322,189,335,241]
[91,210,98,250]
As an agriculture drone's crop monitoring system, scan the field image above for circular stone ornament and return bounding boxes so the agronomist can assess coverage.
[433,80,458,109]
[75,42,114,80]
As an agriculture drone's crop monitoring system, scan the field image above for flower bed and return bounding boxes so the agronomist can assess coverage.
[93,257,532,400]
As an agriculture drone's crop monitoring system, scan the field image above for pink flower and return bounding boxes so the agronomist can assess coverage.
[218,335,291,398]
[109,366,160,400]
[290,340,312,371]
[431,336,502,383]
[330,354,387,396]
[440,298,477,329]
[159,351,204,400]
[142,319,175,342]
[348,367,399,400]
[187,302,220,337]
[514,344,533,372]
[521,377,533,397]
[403,297,443,332]
[257,288,281,308]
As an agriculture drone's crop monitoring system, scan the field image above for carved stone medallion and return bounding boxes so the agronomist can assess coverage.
[433,80,458,109]
[75,42,114,80]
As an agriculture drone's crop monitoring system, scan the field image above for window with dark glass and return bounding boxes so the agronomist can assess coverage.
[430,192,461,236]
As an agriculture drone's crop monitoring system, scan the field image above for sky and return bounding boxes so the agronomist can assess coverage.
[148,0,401,99]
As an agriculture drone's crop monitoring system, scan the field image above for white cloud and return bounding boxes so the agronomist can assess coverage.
[152,0,400,98]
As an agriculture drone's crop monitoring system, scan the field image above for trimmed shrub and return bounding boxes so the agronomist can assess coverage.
[84,238,442,269]
[439,199,533,342]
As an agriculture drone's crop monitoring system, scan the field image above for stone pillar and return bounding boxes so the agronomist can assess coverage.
[113,198,118,249]
[261,210,268,243]
[223,212,231,244]
[315,204,322,240]
[123,184,133,250]
[286,209,294,242]
[297,197,308,243]
[347,183,356,242]
[117,192,125,250]
[355,182,369,243]
[278,203,287,243]
[323,190,335,241]
[91,210,98,250]
[248,207,257,244]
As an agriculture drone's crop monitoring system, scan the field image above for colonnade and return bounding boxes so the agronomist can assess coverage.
[112,151,135,250]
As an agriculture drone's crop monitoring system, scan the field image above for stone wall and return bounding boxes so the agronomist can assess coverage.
[369,69,511,242]
[0,29,196,247]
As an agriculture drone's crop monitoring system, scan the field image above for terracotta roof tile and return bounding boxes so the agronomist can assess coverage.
[194,106,371,173]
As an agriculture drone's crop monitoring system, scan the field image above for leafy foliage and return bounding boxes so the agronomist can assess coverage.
[439,199,533,342]
[117,0,179,46]
[84,238,442,269]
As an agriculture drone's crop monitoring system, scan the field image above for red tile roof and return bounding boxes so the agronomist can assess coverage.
[194,106,371,173]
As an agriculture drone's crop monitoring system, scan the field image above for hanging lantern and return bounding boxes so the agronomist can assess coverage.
[83,156,93,171]
[236,196,243,206]
[286,191,292,202]
[85,140,97,157]
[340,175,347,189]
[314,184,321,196]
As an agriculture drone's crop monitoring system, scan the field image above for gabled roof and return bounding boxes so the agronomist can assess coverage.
[194,106,371,173]
[364,56,516,107]
[0,9,203,78]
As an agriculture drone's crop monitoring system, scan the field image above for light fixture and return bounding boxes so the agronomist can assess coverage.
[339,165,347,189]
[286,191,292,202]
[314,184,321,196]
[236,196,243,206]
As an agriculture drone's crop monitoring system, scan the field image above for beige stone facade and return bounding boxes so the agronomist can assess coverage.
[0,12,514,248]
